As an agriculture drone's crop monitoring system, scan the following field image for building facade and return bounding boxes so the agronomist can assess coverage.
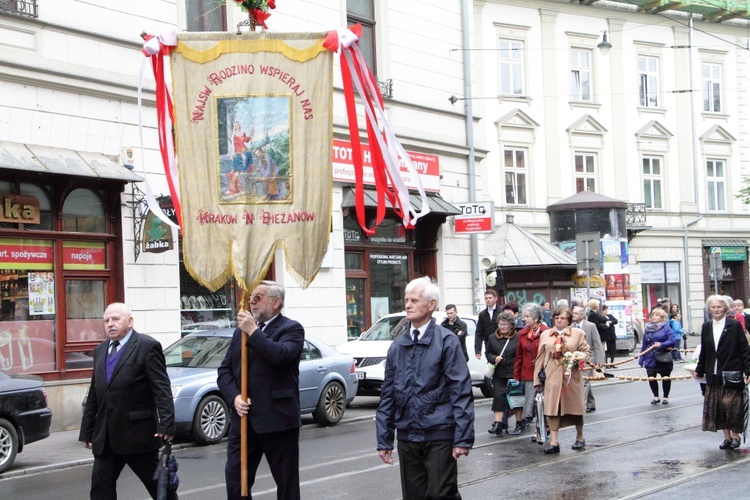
[473,0,750,332]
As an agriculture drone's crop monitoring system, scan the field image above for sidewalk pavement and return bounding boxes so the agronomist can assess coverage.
[1,336,699,480]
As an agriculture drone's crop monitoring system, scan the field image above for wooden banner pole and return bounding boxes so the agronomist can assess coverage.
[240,290,250,497]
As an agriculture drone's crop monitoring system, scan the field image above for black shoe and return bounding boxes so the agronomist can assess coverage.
[651,398,661,405]
[488,422,502,435]
[507,423,526,435]
[586,408,596,413]
[543,444,560,454]
[572,440,586,450]
[730,438,741,449]
[524,416,535,424]
[720,439,732,449]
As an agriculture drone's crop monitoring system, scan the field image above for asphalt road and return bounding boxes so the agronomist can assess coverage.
[2,371,750,499]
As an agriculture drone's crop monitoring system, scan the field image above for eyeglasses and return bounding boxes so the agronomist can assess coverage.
[250,293,276,303]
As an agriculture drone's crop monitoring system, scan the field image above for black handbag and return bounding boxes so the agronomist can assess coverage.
[654,349,672,363]
[722,370,743,387]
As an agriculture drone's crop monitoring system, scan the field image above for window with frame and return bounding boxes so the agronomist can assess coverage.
[347,0,376,76]
[638,55,659,108]
[702,62,722,113]
[499,39,524,96]
[570,48,592,102]
[574,153,596,192]
[707,159,726,211]
[503,148,527,205]
[186,0,227,32]
[642,156,663,209]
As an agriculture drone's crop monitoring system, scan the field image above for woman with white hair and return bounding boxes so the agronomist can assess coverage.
[694,295,750,450]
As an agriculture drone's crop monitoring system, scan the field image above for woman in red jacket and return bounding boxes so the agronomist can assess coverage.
[510,302,549,436]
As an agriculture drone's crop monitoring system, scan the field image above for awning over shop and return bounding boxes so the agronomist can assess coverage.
[484,217,577,268]
[341,187,462,215]
[702,239,749,247]
[0,141,143,182]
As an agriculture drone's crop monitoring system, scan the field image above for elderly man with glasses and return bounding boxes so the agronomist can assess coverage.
[218,280,305,500]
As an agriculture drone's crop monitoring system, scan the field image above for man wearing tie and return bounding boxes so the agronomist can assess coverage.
[79,302,175,499]
[475,288,500,359]
[217,280,305,499]
[376,277,475,499]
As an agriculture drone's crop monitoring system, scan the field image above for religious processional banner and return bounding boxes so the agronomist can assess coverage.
[171,32,333,291]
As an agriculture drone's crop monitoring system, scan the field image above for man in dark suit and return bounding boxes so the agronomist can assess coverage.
[572,306,605,413]
[475,288,500,359]
[79,302,175,499]
[218,280,305,500]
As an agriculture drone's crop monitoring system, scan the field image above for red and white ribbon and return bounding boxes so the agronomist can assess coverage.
[137,29,181,229]
[324,26,430,235]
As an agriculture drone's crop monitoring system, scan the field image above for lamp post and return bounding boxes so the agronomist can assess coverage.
[683,215,703,335]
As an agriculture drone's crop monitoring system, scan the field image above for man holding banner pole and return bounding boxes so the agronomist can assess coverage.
[218,281,305,499]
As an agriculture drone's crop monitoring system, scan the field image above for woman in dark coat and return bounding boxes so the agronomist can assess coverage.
[601,304,618,363]
[694,295,750,450]
[487,312,519,436]
[638,307,675,404]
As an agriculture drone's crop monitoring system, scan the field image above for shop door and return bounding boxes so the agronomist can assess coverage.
[369,252,409,323]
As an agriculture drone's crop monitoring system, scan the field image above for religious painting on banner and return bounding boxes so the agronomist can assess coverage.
[171,32,333,291]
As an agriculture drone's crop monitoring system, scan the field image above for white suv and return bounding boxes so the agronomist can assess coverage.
[335,312,493,398]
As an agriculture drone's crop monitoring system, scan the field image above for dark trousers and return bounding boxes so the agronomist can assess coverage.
[90,446,159,500]
[397,440,461,500]
[606,339,617,362]
[225,422,300,500]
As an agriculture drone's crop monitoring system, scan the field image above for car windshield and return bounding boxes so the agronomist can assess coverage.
[164,336,231,369]
[359,315,409,341]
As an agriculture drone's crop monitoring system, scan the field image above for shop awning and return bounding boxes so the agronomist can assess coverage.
[0,141,143,182]
[484,217,577,268]
[702,239,749,247]
[341,188,462,215]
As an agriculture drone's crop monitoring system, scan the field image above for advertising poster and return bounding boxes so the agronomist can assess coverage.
[606,300,632,339]
[29,272,55,316]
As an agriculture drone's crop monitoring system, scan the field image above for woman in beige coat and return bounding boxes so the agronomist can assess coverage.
[534,306,591,454]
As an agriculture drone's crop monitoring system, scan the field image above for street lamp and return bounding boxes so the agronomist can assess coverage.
[597,31,612,55]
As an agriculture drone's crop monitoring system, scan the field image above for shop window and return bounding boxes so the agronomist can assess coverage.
[62,188,106,233]
[64,279,106,370]
[0,239,58,375]
[640,262,680,315]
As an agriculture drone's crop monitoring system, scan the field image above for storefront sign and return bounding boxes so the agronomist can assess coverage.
[712,246,747,261]
[332,139,441,192]
[63,242,106,270]
[0,194,40,225]
[143,212,174,254]
[453,202,494,234]
[0,238,53,270]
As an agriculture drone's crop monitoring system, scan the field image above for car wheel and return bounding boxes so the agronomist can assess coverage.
[191,395,229,445]
[629,333,639,353]
[313,381,345,426]
[480,377,493,398]
[0,418,19,473]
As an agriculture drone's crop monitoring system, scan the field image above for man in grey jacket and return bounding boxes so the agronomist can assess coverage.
[376,277,475,500]
[572,306,605,412]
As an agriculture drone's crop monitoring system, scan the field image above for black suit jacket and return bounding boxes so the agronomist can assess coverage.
[475,307,500,355]
[696,318,750,386]
[79,331,175,456]
[217,314,305,434]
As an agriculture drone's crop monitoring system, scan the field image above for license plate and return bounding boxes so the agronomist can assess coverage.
[356,371,365,380]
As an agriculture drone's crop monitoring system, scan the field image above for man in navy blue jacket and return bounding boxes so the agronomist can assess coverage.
[217,280,305,500]
[376,277,475,500]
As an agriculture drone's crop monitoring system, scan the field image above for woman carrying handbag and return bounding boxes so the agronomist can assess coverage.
[486,312,519,436]
[638,307,675,405]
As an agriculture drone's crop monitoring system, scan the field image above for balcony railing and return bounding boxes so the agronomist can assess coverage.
[377,79,393,99]
[0,0,38,18]
[626,203,647,227]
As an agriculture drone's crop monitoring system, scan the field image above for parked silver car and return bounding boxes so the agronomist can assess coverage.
[163,328,358,445]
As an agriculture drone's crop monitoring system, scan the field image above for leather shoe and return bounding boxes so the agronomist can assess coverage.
[488,421,503,435]
[543,443,560,454]
[719,439,732,449]
[572,440,586,450]
[586,408,596,413]
[507,423,526,435]
[730,438,741,449]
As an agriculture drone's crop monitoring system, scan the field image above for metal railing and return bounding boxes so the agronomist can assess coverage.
[0,0,38,18]
[626,202,647,227]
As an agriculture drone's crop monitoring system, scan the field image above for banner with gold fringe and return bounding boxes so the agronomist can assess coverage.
[171,32,332,291]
